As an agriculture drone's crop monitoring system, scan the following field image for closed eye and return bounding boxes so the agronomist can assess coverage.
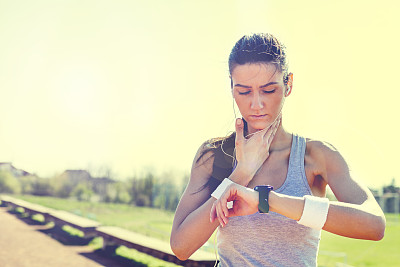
[263,89,275,94]
[238,91,251,95]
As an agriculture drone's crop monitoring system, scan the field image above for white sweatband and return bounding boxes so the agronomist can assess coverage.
[211,178,234,200]
[297,195,330,230]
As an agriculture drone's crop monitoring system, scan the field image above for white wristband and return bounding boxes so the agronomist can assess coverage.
[297,195,330,230]
[211,178,234,200]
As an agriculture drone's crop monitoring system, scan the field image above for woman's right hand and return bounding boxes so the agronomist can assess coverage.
[234,115,281,185]
[210,182,259,227]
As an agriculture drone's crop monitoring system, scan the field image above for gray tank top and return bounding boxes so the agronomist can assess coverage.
[217,134,321,267]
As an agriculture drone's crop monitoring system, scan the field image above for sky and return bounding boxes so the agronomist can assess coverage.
[0,0,399,188]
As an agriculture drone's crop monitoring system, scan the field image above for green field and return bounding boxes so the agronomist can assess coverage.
[9,195,400,266]
[318,214,400,266]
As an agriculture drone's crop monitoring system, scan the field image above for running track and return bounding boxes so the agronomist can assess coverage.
[0,207,107,267]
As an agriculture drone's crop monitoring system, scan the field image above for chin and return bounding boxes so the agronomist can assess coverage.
[247,121,271,133]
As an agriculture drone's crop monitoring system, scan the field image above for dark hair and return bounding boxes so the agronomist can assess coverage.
[229,33,289,85]
[195,33,289,192]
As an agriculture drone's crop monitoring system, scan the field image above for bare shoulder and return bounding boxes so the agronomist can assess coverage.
[185,134,233,195]
[305,137,381,209]
[306,138,339,153]
[192,140,215,174]
[305,138,349,183]
[306,138,342,160]
[184,140,216,194]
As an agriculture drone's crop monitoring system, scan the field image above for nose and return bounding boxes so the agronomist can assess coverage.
[250,92,264,110]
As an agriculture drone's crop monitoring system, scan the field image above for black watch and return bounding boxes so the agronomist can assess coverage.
[254,185,274,213]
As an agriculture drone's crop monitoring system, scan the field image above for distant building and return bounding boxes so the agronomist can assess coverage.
[373,185,400,214]
[58,170,92,185]
[56,169,115,198]
[0,162,32,177]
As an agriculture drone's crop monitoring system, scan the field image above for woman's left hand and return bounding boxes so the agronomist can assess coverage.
[210,182,259,227]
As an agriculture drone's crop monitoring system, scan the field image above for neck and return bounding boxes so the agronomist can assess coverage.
[269,123,291,152]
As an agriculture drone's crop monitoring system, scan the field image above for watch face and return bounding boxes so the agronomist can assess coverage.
[254,185,274,191]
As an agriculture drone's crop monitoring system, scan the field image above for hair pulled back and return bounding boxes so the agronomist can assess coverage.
[228,33,289,84]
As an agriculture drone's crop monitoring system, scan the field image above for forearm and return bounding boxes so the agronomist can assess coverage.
[269,192,385,240]
[228,165,254,186]
[321,201,385,240]
[171,198,219,260]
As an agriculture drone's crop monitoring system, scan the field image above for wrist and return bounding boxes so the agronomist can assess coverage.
[229,165,254,186]
[241,186,259,213]
[250,189,259,212]
[211,178,234,199]
[268,191,279,213]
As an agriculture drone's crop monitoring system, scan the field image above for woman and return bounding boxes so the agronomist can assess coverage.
[170,33,385,266]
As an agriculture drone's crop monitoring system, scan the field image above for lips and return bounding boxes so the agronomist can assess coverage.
[249,114,267,119]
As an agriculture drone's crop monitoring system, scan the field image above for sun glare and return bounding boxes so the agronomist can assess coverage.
[52,64,104,121]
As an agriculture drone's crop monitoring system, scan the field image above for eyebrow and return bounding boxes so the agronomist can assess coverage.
[260,82,279,88]
[234,82,279,89]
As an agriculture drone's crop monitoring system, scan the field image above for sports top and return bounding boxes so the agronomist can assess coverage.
[217,134,321,267]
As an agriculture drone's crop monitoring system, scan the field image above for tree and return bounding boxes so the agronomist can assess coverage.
[153,173,182,211]
[32,177,54,196]
[0,171,21,194]
[383,178,399,194]
[72,182,93,201]
[19,175,35,195]
[128,171,154,207]
[114,182,131,203]
[103,182,131,203]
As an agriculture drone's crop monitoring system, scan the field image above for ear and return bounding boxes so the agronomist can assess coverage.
[285,73,293,97]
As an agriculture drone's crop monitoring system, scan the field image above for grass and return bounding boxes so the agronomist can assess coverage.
[318,214,400,266]
[9,195,400,266]
[114,246,181,267]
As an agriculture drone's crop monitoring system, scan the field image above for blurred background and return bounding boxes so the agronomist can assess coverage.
[1,1,400,266]
[1,0,399,188]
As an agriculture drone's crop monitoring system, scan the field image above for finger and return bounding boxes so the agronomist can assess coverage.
[235,118,245,144]
[210,202,216,223]
[267,118,280,144]
[277,112,282,122]
[259,118,278,138]
[220,192,230,222]
[245,125,268,141]
[219,195,231,226]
[219,198,230,226]
[275,114,282,129]
[263,115,281,140]
[216,202,227,226]
[273,116,282,135]
[217,202,226,226]
[215,202,225,227]
[262,121,275,139]
[267,129,276,145]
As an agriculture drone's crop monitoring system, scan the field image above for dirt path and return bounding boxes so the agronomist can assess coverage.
[0,207,116,267]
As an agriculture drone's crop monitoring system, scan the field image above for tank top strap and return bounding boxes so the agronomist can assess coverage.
[288,134,305,171]
[275,134,312,196]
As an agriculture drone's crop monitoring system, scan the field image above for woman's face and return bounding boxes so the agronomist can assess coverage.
[231,63,289,135]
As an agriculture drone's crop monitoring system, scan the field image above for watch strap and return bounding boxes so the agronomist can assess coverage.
[254,185,273,213]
